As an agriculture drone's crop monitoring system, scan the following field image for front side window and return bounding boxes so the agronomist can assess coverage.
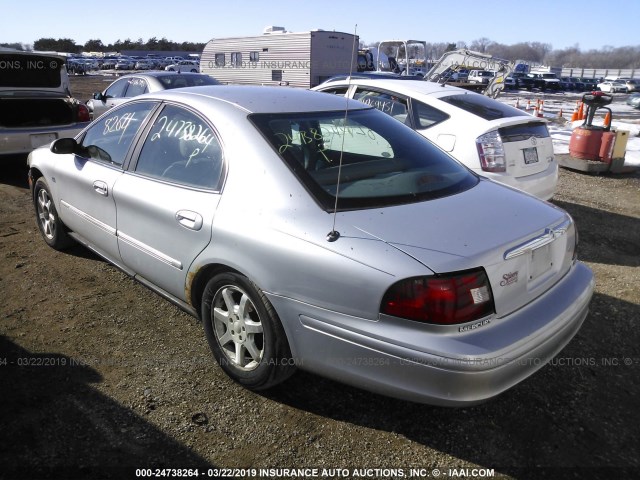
[134,104,223,190]
[79,102,156,166]
[250,108,477,211]
[104,78,128,98]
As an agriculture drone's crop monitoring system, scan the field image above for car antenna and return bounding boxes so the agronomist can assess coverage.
[327,25,358,243]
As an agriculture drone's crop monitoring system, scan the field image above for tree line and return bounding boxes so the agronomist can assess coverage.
[3,37,640,69]
[1,37,205,54]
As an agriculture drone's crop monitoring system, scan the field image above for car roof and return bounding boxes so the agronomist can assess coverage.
[318,77,469,98]
[146,85,372,114]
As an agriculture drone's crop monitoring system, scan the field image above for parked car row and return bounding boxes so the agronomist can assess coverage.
[506,72,637,93]
[67,55,200,73]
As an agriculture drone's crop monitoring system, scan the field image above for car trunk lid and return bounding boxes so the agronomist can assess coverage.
[498,120,554,178]
[339,180,575,318]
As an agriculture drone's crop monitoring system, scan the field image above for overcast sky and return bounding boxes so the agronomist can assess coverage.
[1,0,637,51]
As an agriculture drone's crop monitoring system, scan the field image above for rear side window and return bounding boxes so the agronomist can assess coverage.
[439,93,529,121]
[134,104,223,190]
[354,88,410,125]
[124,78,148,97]
[412,101,449,129]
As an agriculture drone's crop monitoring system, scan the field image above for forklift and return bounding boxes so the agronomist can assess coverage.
[557,91,633,173]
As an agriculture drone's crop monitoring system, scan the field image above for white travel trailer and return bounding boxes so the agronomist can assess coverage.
[200,28,358,88]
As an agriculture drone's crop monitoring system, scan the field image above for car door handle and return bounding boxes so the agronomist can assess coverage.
[93,180,108,196]
[176,210,203,231]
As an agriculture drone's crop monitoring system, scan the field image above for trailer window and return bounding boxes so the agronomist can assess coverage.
[272,70,283,82]
[215,54,225,67]
[250,51,259,62]
[231,52,242,67]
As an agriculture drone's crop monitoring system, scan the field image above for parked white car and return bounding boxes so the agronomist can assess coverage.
[165,60,199,73]
[597,81,628,93]
[313,78,558,200]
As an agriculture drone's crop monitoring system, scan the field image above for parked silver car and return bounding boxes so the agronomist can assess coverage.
[86,72,219,118]
[27,86,594,406]
[1,51,90,156]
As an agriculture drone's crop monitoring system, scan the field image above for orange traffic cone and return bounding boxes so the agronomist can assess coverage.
[603,111,611,128]
[578,102,585,121]
[570,104,579,122]
[537,104,544,117]
[532,106,538,117]
[515,98,520,109]
[526,99,531,111]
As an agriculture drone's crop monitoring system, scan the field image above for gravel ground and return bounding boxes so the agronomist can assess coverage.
[0,75,639,480]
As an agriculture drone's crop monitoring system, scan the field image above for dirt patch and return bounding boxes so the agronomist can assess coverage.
[1,76,639,479]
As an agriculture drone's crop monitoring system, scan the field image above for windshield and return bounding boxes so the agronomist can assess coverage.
[250,108,477,211]
[0,54,64,88]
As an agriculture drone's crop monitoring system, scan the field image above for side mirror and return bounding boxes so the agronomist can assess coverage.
[93,92,105,101]
[50,137,87,157]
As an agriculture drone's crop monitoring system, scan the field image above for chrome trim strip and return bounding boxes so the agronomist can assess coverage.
[504,219,571,260]
[117,231,183,270]
[61,200,117,236]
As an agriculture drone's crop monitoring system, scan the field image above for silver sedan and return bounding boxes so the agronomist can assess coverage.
[86,71,219,118]
[27,86,594,406]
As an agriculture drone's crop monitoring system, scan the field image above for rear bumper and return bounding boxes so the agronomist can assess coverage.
[477,161,558,201]
[0,124,87,156]
[268,261,594,406]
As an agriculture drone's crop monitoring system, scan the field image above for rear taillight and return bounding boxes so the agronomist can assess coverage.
[381,268,494,325]
[77,103,91,122]
[476,130,506,172]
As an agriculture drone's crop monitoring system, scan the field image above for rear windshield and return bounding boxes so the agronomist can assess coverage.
[499,122,550,142]
[157,74,219,89]
[0,54,63,88]
[439,93,529,121]
[250,108,478,211]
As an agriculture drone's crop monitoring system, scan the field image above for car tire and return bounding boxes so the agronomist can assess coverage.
[190,69,197,73]
[201,272,295,390]
[33,177,74,250]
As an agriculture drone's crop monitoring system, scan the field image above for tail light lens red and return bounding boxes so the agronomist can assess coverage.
[77,103,91,122]
[381,268,494,325]
[476,130,506,172]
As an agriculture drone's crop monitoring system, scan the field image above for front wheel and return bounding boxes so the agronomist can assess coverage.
[33,177,74,250]
[201,272,295,390]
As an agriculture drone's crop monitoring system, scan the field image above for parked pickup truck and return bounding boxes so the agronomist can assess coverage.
[0,51,90,156]
[527,73,562,91]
